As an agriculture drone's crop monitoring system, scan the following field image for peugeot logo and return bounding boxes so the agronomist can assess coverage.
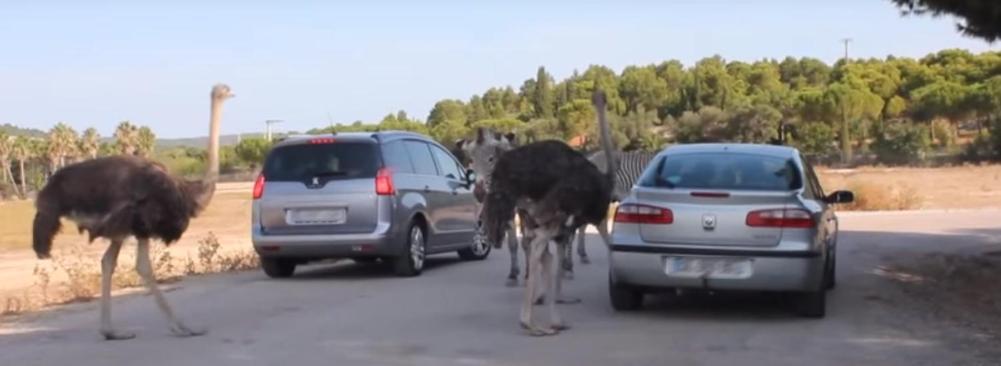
[702,214,717,230]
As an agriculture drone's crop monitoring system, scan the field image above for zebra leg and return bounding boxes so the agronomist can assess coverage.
[576,226,590,264]
[506,220,520,287]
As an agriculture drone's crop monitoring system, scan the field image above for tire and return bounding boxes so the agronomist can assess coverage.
[393,223,426,277]
[824,253,837,290]
[457,229,491,261]
[795,289,827,318]
[609,274,643,311]
[261,257,296,278]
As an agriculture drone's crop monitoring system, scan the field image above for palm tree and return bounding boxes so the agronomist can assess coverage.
[80,127,101,160]
[0,132,17,198]
[47,122,79,168]
[136,126,156,157]
[114,121,139,155]
[12,136,31,198]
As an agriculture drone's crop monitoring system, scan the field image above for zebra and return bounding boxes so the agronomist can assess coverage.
[561,150,660,277]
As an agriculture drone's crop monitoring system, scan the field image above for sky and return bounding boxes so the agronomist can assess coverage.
[0,0,997,139]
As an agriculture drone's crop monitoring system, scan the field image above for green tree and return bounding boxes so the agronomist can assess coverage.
[427,99,468,127]
[12,136,32,197]
[619,65,668,114]
[532,66,556,118]
[729,104,782,143]
[870,120,931,165]
[890,0,1001,41]
[556,99,596,140]
[675,106,730,143]
[233,137,272,170]
[823,82,884,162]
[793,122,837,158]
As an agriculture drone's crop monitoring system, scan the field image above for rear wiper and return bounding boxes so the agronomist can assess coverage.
[309,171,347,178]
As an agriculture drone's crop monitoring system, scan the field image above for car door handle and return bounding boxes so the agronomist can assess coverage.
[451,189,458,195]
[423,186,431,193]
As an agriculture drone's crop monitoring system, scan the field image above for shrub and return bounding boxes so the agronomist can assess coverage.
[793,121,837,159]
[841,181,922,211]
[870,121,931,165]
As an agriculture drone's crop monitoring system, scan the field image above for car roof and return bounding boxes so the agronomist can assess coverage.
[658,143,800,159]
[272,130,433,147]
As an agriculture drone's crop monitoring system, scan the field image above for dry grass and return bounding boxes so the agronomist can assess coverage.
[839,181,923,211]
[1,231,258,318]
[817,164,1001,210]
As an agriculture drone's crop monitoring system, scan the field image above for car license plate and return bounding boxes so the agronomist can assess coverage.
[664,256,752,279]
[287,208,346,225]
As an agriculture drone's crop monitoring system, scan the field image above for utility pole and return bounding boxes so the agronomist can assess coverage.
[841,38,852,63]
[265,119,284,142]
[840,38,853,165]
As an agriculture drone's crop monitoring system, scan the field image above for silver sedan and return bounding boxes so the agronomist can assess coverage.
[608,143,853,318]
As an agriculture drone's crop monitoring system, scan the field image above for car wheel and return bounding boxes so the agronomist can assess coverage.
[393,223,426,277]
[609,273,643,311]
[824,253,837,290]
[458,228,491,260]
[795,289,826,318]
[261,257,296,278]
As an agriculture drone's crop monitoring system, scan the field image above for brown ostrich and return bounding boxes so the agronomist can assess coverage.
[32,83,233,340]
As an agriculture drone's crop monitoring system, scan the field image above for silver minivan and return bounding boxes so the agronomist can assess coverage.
[251,131,489,278]
[608,143,853,317]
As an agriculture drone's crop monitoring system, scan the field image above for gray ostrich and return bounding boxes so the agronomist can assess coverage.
[32,84,234,340]
[456,128,527,286]
[483,89,616,336]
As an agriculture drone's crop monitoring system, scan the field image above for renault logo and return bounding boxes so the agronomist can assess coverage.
[312,177,320,186]
[702,214,717,230]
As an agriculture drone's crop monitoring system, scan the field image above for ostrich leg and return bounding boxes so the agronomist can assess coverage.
[505,225,520,287]
[100,239,134,340]
[520,230,556,336]
[135,239,205,337]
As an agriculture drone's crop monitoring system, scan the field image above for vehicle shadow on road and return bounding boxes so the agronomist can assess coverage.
[291,257,466,280]
[630,290,804,321]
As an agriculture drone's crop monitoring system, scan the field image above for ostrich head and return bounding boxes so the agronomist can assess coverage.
[455,128,515,201]
[190,83,234,213]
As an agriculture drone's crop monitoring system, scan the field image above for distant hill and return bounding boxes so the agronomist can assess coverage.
[0,123,46,138]
[155,133,269,149]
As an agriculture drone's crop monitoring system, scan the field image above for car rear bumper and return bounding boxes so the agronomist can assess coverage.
[609,244,825,292]
[252,222,402,258]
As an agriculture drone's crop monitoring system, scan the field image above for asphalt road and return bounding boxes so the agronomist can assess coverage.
[2,210,999,366]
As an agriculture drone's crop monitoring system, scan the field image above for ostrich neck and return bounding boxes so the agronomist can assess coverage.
[205,99,223,183]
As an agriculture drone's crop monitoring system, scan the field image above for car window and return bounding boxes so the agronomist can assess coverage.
[430,144,464,180]
[262,141,379,181]
[803,160,826,199]
[403,140,438,176]
[638,152,803,191]
[381,140,414,174]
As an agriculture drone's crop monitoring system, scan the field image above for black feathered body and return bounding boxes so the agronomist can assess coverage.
[483,140,613,246]
[32,155,212,259]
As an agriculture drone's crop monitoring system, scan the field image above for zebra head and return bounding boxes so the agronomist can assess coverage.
[455,127,516,201]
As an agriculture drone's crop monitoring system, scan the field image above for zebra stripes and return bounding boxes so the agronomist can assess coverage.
[586,150,660,201]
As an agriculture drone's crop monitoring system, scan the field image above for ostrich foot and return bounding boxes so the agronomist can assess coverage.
[580,256,591,264]
[556,297,582,305]
[550,322,571,331]
[505,277,519,287]
[101,329,136,341]
[520,322,559,336]
[170,322,207,338]
[562,271,574,280]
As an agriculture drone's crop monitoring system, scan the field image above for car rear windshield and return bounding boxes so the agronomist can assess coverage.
[637,152,803,191]
[262,141,379,181]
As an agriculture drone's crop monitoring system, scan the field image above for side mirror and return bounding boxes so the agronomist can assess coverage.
[825,190,854,204]
[466,169,477,185]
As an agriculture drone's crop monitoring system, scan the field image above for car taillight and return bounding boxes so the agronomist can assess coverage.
[309,137,335,144]
[375,168,395,196]
[746,208,814,228]
[252,174,266,200]
[614,204,673,224]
